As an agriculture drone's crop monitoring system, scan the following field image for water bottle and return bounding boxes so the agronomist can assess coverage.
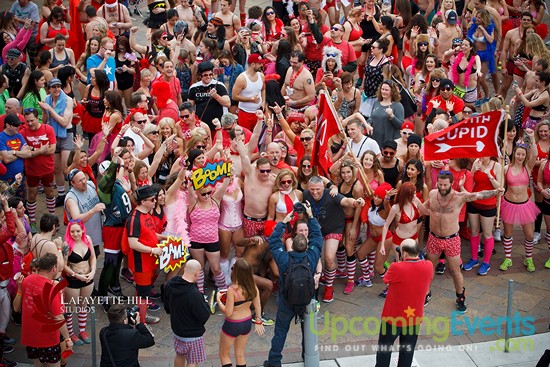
[381,0,391,14]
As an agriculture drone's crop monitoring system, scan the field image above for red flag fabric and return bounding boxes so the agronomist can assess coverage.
[312,90,341,175]
[424,110,504,161]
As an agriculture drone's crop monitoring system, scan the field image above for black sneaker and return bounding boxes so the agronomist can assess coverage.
[378,287,388,299]
[150,291,161,300]
[2,335,15,346]
[456,297,467,313]
[435,262,446,274]
[424,291,432,306]
[55,195,65,208]
[2,345,13,354]
[108,286,124,297]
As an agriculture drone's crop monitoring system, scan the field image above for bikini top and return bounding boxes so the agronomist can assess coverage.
[456,61,477,74]
[68,248,91,264]
[472,34,485,43]
[531,91,549,111]
[506,166,529,187]
[275,191,299,213]
[368,206,386,227]
[398,204,420,224]
[231,287,252,306]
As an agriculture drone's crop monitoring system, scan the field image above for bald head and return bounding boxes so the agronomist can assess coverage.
[432,119,449,133]
[266,142,281,166]
[400,239,420,257]
[5,98,20,115]
[183,259,202,282]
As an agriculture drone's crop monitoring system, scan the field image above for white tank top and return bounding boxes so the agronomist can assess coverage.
[238,72,263,113]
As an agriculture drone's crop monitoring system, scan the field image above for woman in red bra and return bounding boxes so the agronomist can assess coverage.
[464,156,502,275]
[343,7,367,59]
[535,145,550,270]
[39,6,69,50]
[500,131,540,273]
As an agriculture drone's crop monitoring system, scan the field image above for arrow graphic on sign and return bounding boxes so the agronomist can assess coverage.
[435,141,485,153]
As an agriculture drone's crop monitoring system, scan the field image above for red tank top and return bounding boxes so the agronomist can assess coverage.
[346,21,362,42]
[472,161,497,208]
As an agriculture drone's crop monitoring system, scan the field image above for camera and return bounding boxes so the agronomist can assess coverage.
[126,306,139,326]
[293,202,305,214]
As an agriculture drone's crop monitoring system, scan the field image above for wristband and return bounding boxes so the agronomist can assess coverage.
[255,320,263,325]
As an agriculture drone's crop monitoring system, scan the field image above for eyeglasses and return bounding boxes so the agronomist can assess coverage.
[402,131,413,135]
[281,179,293,185]
[196,145,207,149]
[181,114,190,119]
[201,191,212,197]
[383,150,395,156]
[331,26,343,31]
[326,53,337,58]
[439,170,451,175]
[418,42,429,46]
[259,169,271,173]
[431,78,441,82]
[135,119,147,124]
[302,164,311,168]
[24,108,36,114]
[266,11,275,15]
[300,136,313,142]
[202,73,214,77]
[442,86,453,91]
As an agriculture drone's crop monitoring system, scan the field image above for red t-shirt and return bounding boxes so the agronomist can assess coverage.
[21,274,64,348]
[126,209,159,273]
[425,94,465,116]
[319,37,357,65]
[19,123,56,177]
[304,24,330,61]
[157,101,180,123]
[382,259,433,326]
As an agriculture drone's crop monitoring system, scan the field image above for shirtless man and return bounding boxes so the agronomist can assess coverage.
[282,51,315,111]
[436,10,462,61]
[395,121,414,158]
[237,143,275,238]
[29,213,65,279]
[97,0,133,37]
[175,0,197,39]
[212,0,241,43]
[225,115,262,177]
[422,171,503,313]
[265,142,293,176]
[84,5,109,40]
[418,0,435,20]
[499,13,533,99]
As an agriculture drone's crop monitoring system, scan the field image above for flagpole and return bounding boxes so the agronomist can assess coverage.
[322,84,373,196]
[495,105,510,228]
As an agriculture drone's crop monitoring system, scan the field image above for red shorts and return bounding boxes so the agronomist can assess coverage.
[103,226,125,252]
[324,233,343,241]
[237,110,258,132]
[26,172,55,188]
[372,232,392,242]
[243,216,266,238]
[426,232,461,258]
[506,59,515,75]
[134,270,155,286]
[393,232,417,245]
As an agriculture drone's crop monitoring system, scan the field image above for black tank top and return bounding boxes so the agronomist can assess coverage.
[86,87,105,118]
[382,159,400,188]
[339,180,358,198]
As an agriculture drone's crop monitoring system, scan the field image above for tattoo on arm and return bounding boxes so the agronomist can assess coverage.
[465,189,497,202]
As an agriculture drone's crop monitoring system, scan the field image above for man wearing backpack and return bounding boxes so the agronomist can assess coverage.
[264,201,322,367]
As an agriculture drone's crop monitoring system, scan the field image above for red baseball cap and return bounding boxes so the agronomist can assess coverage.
[248,54,269,65]
[401,121,414,131]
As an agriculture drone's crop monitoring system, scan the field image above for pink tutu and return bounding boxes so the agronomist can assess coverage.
[500,198,541,225]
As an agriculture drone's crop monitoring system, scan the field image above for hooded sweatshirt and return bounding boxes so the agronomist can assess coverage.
[164,276,211,338]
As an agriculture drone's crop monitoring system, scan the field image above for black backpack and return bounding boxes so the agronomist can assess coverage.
[283,255,315,316]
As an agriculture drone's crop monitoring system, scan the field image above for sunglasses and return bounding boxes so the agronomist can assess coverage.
[281,179,293,185]
[149,131,159,134]
[302,164,311,168]
[161,36,168,40]
[146,197,157,202]
[196,145,207,149]
[383,150,395,156]
[331,26,342,31]
[432,78,441,82]
[418,42,429,46]
[326,53,337,58]
[402,131,413,135]
[135,119,147,124]
[266,11,275,15]
[300,136,313,142]
[202,73,214,77]
[259,169,271,173]
[181,114,190,119]
[442,86,453,91]
[201,191,212,197]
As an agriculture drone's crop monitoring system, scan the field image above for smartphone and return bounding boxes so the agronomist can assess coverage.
[124,52,137,62]
[116,67,124,73]
[303,32,311,36]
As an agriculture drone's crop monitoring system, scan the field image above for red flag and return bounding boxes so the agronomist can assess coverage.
[424,110,504,161]
[312,90,341,175]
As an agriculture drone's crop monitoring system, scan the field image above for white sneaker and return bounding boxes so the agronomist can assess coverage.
[493,228,501,242]
[533,232,541,244]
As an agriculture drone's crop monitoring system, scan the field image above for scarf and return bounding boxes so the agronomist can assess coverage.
[45,90,68,138]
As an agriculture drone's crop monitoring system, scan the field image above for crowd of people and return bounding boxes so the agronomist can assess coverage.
[0,0,548,365]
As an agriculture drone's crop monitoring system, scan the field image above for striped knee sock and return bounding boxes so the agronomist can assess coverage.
[57,185,66,198]
[524,239,534,258]
[197,270,205,294]
[546,232,550,251]
[65,313,74,336]
[346,255,356,283]
[359,257,370,278]
[78,311,87,334]
[503,236,513,259]
[213,271,227,289]
[336,248,346,273]
[46,196,56,214]
[324,268,336,287]
[368,251,376,274]
[27,201,37,223]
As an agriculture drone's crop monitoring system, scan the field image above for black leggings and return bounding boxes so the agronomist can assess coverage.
[375,322,420,367]
[97,252,123,297]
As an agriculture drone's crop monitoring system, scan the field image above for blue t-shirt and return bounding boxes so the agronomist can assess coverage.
[86,54,116,83]
[10,2,40,37]
[0,132,26,179]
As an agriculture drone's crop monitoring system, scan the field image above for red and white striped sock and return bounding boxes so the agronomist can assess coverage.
[46,196,56,214]
[368,251,376,275]
[503,236,513,259]
[197,270,205,294]
[324,268,336,287]
[346,256,356,283]
[27,201,37,224]
[336,248,346,273]
[78,311,87,334]
[359,257,369,278]
[546,232,550,251]
[65,313,74,336]
[213,271,227,289]
[524,239,534,258]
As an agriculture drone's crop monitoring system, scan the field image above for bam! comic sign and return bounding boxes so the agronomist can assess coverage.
[157,236,190,273]
[424,110,504,161]
[190,160,231,190]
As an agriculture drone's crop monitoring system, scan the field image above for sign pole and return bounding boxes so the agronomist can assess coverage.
[496,106,510,227]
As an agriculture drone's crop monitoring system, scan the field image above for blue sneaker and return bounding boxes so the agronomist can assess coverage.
[463,258,479,271]
[355,276,373,287]
[477,262,490,275]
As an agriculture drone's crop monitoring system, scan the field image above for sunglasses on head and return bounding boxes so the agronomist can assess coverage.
[259,169,271,173]
[300,136,313,142]
[201,191,212,197]
[439,170,451,175]
[24,108,36,114]
[326,53,337,58]
[383,150,395,156]
[281,179,293,185]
